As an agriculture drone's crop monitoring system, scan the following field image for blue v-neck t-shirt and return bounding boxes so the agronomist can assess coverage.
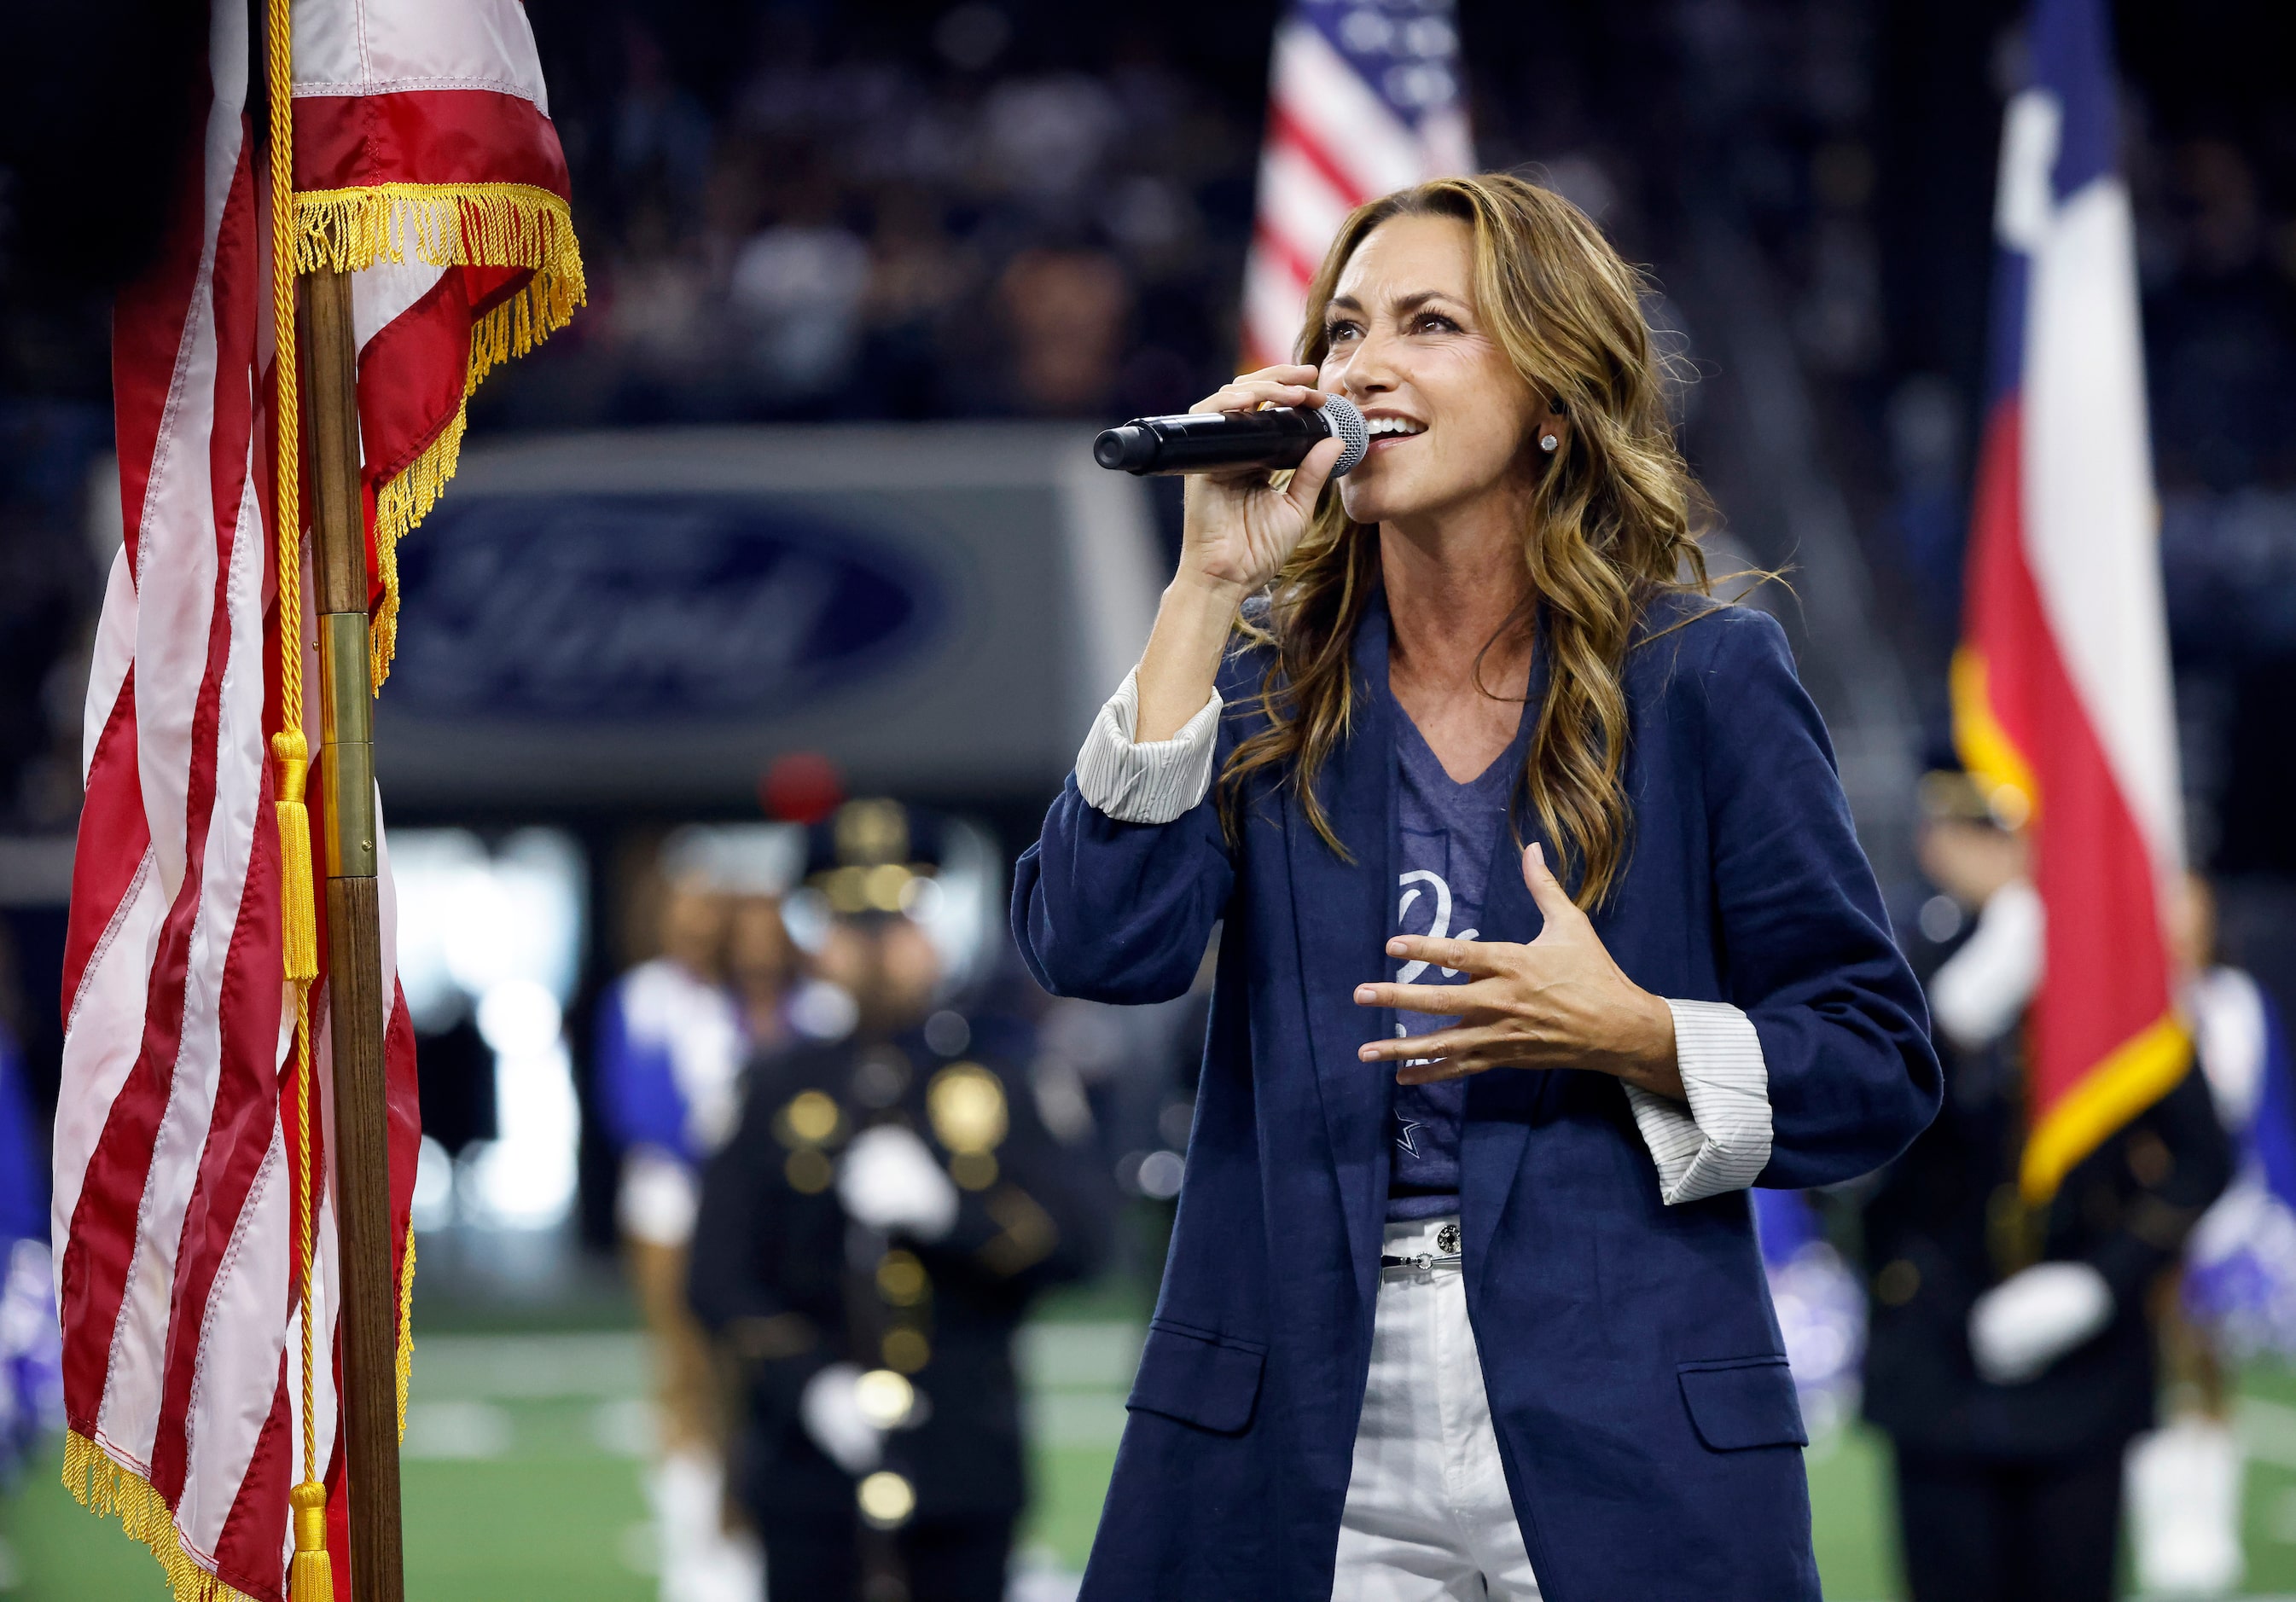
[1386,686,1535,1221]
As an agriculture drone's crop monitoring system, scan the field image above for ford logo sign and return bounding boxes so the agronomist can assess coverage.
[385,493,942,721]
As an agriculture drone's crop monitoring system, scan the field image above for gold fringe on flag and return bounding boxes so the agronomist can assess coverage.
[62,1431,264,1602]
[290,181,589,687]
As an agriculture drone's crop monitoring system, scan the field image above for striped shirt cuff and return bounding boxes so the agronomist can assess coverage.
[1073,670,1223,825]
[1624,1000,1772,1205]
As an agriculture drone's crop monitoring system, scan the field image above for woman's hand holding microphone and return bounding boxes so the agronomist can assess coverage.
[1133,366,1348,742]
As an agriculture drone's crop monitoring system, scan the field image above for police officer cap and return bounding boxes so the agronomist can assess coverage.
[804,798,945,917]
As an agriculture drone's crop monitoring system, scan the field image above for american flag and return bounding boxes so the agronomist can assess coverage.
[53,3,578,1598]
[1241,0,1475,369]
[1955,0,2188,1200]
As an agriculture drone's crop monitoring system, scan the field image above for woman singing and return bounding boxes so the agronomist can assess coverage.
[1013,175,1939,1601]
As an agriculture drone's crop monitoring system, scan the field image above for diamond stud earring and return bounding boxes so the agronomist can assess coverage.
[1539,433,1560,453]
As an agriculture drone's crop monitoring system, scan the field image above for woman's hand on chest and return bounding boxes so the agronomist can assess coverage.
[1351,841,1684,1099]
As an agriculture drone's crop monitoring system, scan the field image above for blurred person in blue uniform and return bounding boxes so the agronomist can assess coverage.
[597,841,764,1602]
[690,800,1107,1602]
[600,846,747,1239]
[2125,873,2296,1594]
[1,950,64,1589]
[1860,770,2232,1602]
[1748,1187,1867,1440]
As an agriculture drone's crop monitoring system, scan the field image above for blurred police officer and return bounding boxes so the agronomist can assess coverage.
[689,800,1107,1602]
[1859,769,2232,1602]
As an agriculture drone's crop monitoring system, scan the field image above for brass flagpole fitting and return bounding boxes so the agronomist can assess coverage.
[317,610,376,879]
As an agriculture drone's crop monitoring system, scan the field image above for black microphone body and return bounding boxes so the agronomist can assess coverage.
[1093,395,1369,478]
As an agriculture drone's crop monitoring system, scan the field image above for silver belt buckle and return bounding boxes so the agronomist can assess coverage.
[1381,1221,1464,1273]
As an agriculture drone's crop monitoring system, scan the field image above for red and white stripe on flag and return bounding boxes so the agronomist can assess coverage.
[54,2,574,1598]
[1955,0,2189,1202]
[1241,0,1474,369]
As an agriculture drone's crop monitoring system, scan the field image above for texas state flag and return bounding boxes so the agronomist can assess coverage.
[1955,0,2189,1200]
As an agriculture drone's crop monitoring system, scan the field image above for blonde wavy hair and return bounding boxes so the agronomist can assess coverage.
[1218,173,1713,908]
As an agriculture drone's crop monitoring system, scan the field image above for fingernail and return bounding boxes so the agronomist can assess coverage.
[1354,984,1377,1003]
[1530,843,1544,868]
[1386,938,1407,956]
[1357,1045,1376,1061]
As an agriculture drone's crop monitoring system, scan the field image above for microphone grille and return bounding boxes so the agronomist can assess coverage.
[1321,395,1369,476]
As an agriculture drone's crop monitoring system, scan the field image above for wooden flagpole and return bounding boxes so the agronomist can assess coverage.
[299,264,408,1602]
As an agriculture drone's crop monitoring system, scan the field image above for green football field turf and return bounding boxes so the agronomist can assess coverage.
[16,1328,2296,1599]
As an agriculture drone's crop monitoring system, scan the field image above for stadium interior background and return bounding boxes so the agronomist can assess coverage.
[3,1,2296,1597]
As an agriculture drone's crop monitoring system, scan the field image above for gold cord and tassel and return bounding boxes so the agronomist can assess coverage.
[265,0,313,988]
[288,1482,334,1602]
[273,730,317,984]
[284,984,332,1602]
[269,2,336,1597]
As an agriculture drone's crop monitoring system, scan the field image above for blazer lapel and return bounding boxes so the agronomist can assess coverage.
[1288,603,1396,1305]
[1462,638,1556,1288]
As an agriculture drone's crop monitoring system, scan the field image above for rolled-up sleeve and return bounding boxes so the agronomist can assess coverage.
[1625,1000,1772,1204]
[1695,608,1940,1187]
[1014,664,1244,1007]
[1074,670,1224,825]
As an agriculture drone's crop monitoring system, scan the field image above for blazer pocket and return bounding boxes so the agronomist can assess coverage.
[1126,1320,1267,1435]
[1676,1355,1808,1451]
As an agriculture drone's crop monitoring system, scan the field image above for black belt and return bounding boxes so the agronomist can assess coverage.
[1380,1220,1462,1271]
[1378,1251,1463,1271]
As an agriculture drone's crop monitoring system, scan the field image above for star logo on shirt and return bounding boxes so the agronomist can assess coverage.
[1396,1120,1423,1158]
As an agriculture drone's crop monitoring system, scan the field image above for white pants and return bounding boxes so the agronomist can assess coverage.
[1334,1216,1543,1601]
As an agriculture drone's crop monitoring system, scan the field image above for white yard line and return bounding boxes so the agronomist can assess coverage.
[409,1331,649,1402]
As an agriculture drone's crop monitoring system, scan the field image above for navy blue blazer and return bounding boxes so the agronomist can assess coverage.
[1012,595,1940,1601]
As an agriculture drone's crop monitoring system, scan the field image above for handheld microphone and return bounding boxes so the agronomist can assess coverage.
[1093,395,1369,479]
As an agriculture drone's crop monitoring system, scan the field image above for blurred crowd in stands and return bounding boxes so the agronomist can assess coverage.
[481,3,1277,429]
[0,3,2286,840]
